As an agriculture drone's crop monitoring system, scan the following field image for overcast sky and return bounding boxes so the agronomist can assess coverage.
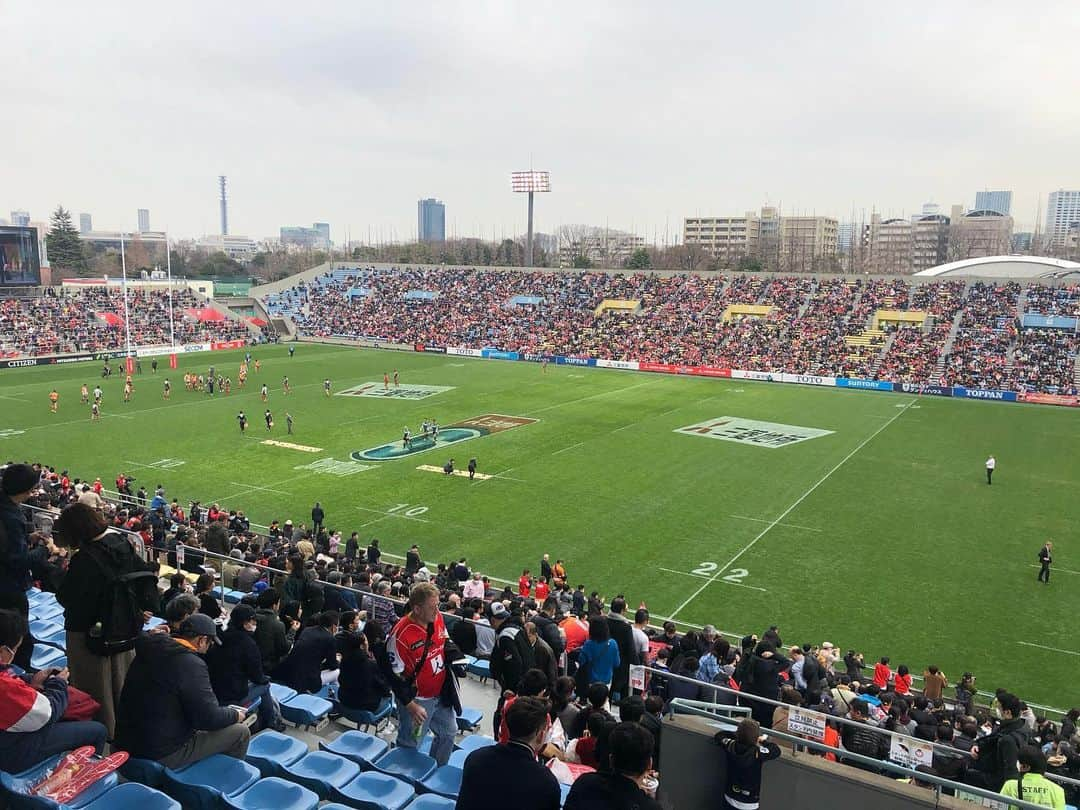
[5,1,1078,241]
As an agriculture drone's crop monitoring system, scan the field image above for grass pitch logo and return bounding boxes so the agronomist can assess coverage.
[336,382,454,400]
[675,416,833,449]
[352,414,537,461]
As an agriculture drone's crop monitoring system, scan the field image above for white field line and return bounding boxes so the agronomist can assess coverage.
[611,421,639,433]
[0,393,28,402]
[1028,564,1080,575]
[729,514,823,533]
[355,505,431,524]
[525,381,653,416]
[658,567,768,593]
[667,398,917,620]
[229,481,293,496]
[551,442,584,456]
[1017,641,1080,657]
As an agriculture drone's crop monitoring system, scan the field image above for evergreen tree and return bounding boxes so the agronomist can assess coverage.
[46,206,85,270]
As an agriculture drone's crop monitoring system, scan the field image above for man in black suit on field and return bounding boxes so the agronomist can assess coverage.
[1038,542,1053,584]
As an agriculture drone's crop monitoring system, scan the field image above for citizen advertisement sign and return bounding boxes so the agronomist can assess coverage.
[3,358,39,368]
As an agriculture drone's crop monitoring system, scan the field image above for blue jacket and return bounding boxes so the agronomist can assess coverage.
[0,497,34,596]
[578,639,620,686]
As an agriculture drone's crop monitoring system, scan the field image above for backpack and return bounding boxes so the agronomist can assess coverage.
[83,533,158,656]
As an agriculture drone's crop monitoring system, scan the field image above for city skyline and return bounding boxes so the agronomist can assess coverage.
[3,2,1079,241]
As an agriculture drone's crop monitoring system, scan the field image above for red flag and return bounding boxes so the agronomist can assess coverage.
[125,356,135,375]
[169,354,177,370]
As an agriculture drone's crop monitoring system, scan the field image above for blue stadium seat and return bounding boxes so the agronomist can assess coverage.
[447,749,469,769]
[222,590,246,604]
[0,752,118,810]
[328,771,414,810]
[142,617,167,632]
[281,751,360,799]
[315,682,336,701]
[455,734,495,754]
[162,754,260,810]
[30,645,66,671]
[336,697,394,732]
[119,757,166,788]
[280,693,334,727]
[29,619,62,640]
[455,707,483,732]
[417,765,463,799]
[269,682,298,704]
[86,783,180,810]
[465,658,489,681]
[371,747,437,785]
[223,777,319,810]
[245,730,308,778]
[319,730,390,770]
[404,795,457,810]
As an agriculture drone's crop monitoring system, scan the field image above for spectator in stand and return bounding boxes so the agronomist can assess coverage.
[337,629,391,714]
[456,695,561,810]
[273,610,340,693]
[999,746,1066,808]
[0,464,45,672]
[115,613,250,768]
[159,572,190,616]
[606,598,638,700]
[194,572,222,621]
[253,588,294,673]
[532,597,565,665]
[578,617,620,692]
[53,502,160,739]
[738,641,789,728]
[163,593,199,635]
[894,664,913,695]
[873,656,892,689]
[206,605,283,731]
[966,692,1027,791]
[840,698,889,772]
[526,621,558,689]
[565,721,661,810]
[490,602,535,733]
[713,719,782,810]
[450,606,479,656]
[463,572,486,600]
[0,609,108,773]
[923,665,948,701]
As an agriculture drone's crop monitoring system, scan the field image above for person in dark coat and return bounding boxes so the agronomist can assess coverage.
[565,722,662,810]
[310,502,325,535]
[194,572,222,620]
[206,605,282,730]
[366,539,381,568]
[605,598,639,700]
[114,614,250,769]
[0,464,46,672]
[714,719,781,810]
[456,696,561,810]
[450,607,479,656]
[405,544,422,576]
[272,611,339,693]
[337,630,391,713]
[741,641,789,727]
[253,588,294,672]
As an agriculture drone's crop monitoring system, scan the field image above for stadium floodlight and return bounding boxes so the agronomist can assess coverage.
[511,170,551,267]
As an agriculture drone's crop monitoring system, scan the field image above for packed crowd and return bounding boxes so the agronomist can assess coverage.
[4,460,1080,808]
[269,267,1080,395]
[0,288,250,357]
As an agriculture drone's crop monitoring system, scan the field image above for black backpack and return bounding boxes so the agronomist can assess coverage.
[83,532,158,656]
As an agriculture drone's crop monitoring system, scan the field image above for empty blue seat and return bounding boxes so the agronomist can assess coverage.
[405,795,457,810]
[224,777,319,810]
[372,747,437,785]
[319,731,390,770]
[417,765,463,799]
[447,749,469,769]
[163,754,260,810]
[465,658,489,680]
[280,693,333,727]
[87,783,180,810]
[142,616,167,632]
[329,771,414,810]
[30,645,67,672]
[336,697,393,732]
[245,730,308,778]
[223,590,246,604]
[455,734,495,754]
[119,757,166,788]
[315,683,336,701]
[456,707,483,732]
[269,682,298,703]
[281,751,360,799]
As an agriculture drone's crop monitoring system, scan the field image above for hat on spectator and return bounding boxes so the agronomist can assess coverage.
[414,567,430,582]
[822,641,834,650]
[489,602,509,621]
[229,549,243,559]
[284,519,293,525]
[178,613,221,644]
[252,581,269,594]
[2,464,38,497]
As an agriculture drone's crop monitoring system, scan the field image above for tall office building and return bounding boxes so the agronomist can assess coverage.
[974,190,1012,216]
[10,210,30,227]
[1046,190,1080,249]
[137,208,150,232]
[949,205,1013,259]
[79,213,92,233]
[313,222,330,247]
[683,212,760,259]
[417,198,446,242]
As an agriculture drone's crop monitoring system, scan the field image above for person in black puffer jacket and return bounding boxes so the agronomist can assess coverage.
[206,605,283,731]
[272,611,339,693]
[739,641,789,727]
[337,630,391,713]
[714,719,781,810]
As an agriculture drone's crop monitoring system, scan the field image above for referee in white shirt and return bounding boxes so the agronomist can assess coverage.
[985,455,996,485]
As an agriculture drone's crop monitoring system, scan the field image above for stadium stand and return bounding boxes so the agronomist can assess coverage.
[262,267,1078,395]
[3,462,1080,810]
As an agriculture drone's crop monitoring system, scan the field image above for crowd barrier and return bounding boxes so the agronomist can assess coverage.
[404,343,1066,407]
[0,340,252,370]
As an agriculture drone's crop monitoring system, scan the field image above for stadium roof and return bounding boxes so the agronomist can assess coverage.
[915,255,1080,279]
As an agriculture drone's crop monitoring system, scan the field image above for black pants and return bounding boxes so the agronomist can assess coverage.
[986,468,993,485]
[1039,562,1051,583]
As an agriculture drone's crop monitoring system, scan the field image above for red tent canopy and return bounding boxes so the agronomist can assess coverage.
[99,312,123,326]
[184,307,226,322]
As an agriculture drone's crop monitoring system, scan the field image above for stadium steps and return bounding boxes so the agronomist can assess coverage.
[930,307,968,384]
[795,278,817,318]
[869,332,896,376]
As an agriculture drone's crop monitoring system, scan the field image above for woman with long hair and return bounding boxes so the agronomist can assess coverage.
[194,572,221,620]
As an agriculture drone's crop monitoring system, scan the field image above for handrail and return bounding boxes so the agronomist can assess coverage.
[667,700,1051,810]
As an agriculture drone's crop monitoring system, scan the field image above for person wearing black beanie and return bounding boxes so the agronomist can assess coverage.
[0,464,45,671]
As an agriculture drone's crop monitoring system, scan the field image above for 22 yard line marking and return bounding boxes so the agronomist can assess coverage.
[667,398,918,620]
[729,514,822,533]
[524,381,653,416]
[658,567,768,593]
[552,442,584,456]
[1017,641,1080,657]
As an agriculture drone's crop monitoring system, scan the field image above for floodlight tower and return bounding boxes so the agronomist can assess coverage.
[511,170,551,267]
[219,175,228,236]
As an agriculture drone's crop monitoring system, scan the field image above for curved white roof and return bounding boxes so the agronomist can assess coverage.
[915,255,1080,279]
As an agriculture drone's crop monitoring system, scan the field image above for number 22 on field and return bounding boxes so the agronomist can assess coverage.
[691,562,749,584]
